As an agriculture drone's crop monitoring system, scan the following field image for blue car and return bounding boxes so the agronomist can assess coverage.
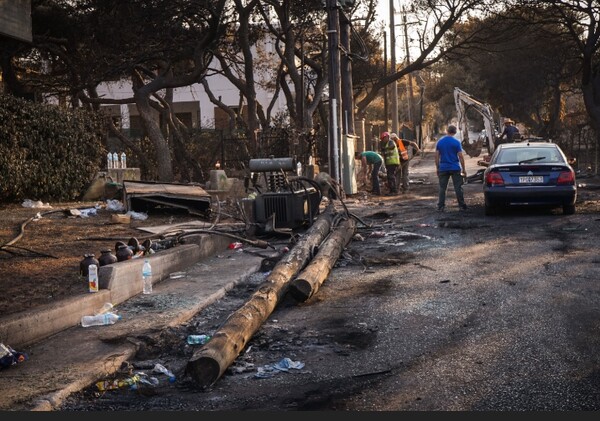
[483,141,577,215]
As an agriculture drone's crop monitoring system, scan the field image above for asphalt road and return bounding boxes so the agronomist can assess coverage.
[58,141,600,412]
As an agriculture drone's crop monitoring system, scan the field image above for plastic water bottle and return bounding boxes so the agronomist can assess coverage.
[112,152,119,169]
[88,264,99,293]
[296,161,302,176]
[120,152,127,168]
[107,152,113,169]
[81,312,121,327]
[153,363,176,383]
[187,334,211,345]
[142,258,152,294]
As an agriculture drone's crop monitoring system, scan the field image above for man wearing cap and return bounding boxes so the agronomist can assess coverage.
[497,119,520,146]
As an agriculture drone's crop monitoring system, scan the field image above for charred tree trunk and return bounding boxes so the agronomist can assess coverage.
[186,204,338,387]
[134,92,174,182]
[289,216,356,302]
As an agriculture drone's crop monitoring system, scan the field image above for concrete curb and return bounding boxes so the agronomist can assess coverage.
[1,233,231,348]
[0,234,269,411]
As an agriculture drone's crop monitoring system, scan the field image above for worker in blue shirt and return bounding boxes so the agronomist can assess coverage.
[435,125,467,212]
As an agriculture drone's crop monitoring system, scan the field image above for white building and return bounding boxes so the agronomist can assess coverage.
[97,37,290,135]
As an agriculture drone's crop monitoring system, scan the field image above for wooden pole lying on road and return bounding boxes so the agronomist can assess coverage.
[186,204,338,387]
[288,216,356,302]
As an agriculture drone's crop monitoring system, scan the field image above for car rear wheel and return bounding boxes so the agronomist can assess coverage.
[563,204,576,215]
[484,203,497,216]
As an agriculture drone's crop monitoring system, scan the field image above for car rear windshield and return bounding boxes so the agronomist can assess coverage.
[496,147,564,164]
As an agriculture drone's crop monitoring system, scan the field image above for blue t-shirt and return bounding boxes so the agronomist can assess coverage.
[436,135,463,172]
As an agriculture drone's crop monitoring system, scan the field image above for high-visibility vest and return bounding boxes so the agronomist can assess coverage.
[384,140,400,166]
[395,138,409,161]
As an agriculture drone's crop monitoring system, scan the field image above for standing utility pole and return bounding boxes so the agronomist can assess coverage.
[300,33,305,131]
[340,12,355,136]
[383,30,388,133]
[402,5,414,125]
[389,0,398,134]
[326,0,343,183]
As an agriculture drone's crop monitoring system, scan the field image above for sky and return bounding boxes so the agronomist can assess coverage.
[376,0,391,27]
[376,0,408,26]
[376,0,411,60]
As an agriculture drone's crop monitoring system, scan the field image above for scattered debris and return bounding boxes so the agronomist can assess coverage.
[0,343,28,370]
[96,375,140,391]
[21,199,52,209]
[152,363,176,383]
[254,357,305,379]
[123,180,212,218]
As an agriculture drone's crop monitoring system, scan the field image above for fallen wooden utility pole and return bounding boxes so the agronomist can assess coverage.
[288,215,356,302]
[186,204,338,387]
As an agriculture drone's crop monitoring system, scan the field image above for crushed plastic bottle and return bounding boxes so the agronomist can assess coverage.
[187,334,211,345]
[137,372,160,387]
[228,242,243,250]
[81,312,121,327]
[153,363,176,383]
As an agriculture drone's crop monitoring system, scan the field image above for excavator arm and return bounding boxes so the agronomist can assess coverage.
[453,87,497,158]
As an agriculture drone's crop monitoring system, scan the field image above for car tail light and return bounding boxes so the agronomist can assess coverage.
[485,172,504,186]
[557,170,575,185]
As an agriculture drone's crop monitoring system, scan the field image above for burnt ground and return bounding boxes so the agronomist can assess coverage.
[0,200,232,318]
[3,156,600,411]
[55,177,600,411]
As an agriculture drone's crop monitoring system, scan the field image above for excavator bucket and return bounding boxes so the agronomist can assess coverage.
[461,138,483,158]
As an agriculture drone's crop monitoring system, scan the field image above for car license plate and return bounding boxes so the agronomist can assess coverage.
[519,176,543,183]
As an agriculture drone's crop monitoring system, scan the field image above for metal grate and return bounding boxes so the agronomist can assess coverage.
[263,195,290,225]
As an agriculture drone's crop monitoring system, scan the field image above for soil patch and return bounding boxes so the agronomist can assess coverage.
[0,201,215,317]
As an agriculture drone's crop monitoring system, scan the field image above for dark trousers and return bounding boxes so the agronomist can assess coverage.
[371,161,382,195]
[437,170,466,208]
[395,160,410,191]
[386,164,398,193]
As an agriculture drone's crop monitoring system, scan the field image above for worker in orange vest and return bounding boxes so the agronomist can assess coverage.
[390,133,420,193]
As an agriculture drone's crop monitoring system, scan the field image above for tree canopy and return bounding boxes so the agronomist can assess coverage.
[1,0,600,182]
